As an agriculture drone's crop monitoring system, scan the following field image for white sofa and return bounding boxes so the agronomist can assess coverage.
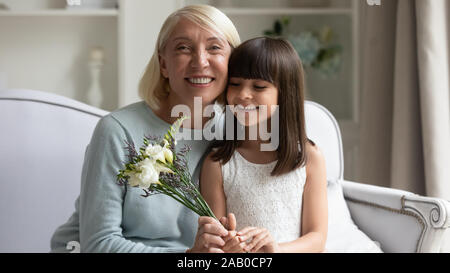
[305,100,449,253]
[0,89,107,252]
[0,89,448,252]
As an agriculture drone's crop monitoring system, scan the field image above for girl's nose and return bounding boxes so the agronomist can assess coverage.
[238,86,253,100]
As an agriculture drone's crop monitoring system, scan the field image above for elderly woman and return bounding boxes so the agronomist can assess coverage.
[50,5,241,253]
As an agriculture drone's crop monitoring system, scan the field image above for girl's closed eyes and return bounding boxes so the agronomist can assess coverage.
[228,79,271,90]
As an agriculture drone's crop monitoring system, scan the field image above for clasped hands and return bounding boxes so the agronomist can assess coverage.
[189,213,280,253]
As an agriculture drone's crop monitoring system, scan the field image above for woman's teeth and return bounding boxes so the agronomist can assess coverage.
[187,78,213,84]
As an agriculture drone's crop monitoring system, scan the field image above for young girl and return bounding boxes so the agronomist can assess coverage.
[200,37,328,253]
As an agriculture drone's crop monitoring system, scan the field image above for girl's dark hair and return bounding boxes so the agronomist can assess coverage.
[211,36,314,176]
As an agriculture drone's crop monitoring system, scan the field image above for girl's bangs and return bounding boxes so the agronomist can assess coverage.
[227,39,276,84]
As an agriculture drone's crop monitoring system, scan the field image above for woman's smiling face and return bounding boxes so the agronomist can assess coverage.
[159,18,232,107]
[226,77,279,127]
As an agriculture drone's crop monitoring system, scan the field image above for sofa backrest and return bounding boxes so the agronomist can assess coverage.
[0,89,108,252]
[305,101,344,181]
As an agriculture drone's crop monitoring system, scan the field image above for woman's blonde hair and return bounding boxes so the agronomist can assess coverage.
[138,5,241,110]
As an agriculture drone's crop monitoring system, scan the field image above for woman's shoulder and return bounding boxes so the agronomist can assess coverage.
[109,101,149,124]
[97,101,161,134]
[89,102,148,141]
[93,113,124,136]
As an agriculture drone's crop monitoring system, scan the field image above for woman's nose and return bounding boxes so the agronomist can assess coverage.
[191,49,209,69]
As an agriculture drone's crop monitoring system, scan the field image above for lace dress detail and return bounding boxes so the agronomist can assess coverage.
[222,151,306,243]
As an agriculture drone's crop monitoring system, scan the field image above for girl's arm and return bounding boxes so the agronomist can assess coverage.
[279,142,328,253]
[200,152,227,220]
[200,152,245,253]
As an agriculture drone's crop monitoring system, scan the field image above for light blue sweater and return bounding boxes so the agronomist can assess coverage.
[50,101,213,253]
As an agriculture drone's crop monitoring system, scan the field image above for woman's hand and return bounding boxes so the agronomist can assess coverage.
[188,216,229,253]
[237,227,281,253]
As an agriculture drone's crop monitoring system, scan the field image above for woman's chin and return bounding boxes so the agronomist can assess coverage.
[189,92,222,105]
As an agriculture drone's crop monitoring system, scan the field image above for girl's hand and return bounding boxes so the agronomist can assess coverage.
[219,213,247,253]
[221,230,247,253]
[237,227,281,253]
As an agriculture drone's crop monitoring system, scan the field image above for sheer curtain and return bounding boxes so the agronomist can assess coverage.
[358,0,450,251]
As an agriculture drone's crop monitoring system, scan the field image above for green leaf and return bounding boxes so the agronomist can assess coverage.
[164,116,189,144]
[281,16,291,27]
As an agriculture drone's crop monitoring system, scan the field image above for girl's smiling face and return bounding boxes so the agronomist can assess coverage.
[226,77,279,127]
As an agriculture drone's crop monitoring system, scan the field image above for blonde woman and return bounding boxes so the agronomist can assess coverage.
[50,5,240,253]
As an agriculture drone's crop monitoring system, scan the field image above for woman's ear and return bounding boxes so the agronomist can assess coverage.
[159,54,169,79]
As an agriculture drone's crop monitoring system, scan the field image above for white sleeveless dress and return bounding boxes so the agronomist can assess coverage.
[221,151,306,243]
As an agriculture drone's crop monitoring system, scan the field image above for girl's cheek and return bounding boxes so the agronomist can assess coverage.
[226,88,234,103]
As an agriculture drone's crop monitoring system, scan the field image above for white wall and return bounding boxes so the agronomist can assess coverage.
[118,0,182,107]
[0,0,184,110]
[0,16,118,110]
[0,71,6,91]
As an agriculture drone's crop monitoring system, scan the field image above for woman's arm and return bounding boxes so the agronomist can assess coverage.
[79,115,183,252]
[279,143,328,253]
[76,115,229,253]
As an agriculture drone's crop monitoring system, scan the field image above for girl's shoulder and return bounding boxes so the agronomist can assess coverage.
[305,141,326,170]
[200,149,224,184]
[202,149,223,170]
[303,141,327,188]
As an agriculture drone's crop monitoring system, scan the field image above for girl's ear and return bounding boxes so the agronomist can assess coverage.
[159,54,169,79]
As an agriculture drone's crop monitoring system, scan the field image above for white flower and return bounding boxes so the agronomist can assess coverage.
[162,139,173,164]
[144,141,174,164]
[163,139,169,147]
[126,155,174,189]
[136,158,161,188]
[145,144,166,163]
[154,163,173,174]
[127,171,141,187]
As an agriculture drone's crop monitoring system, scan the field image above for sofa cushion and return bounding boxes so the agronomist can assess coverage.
[326,179,383,253]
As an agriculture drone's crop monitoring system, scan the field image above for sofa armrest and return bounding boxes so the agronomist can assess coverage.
[341,180,450,253]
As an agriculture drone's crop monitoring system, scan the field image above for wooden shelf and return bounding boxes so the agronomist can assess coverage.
[220,7,352,16]
[0,9,118,17]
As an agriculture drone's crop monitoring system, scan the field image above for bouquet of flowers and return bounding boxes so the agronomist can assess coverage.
[117,116,217,219]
